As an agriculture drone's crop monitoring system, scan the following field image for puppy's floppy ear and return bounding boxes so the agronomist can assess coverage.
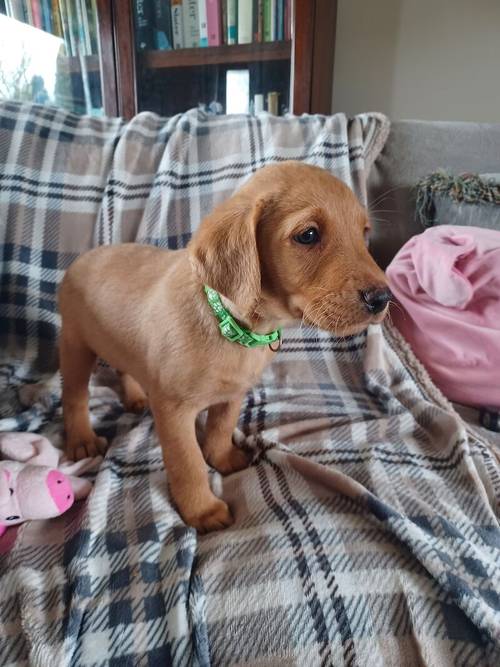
[189,194,265,316]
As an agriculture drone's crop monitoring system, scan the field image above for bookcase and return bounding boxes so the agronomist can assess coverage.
[0,1,337,120]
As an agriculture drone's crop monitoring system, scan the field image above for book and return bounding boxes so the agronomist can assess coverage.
[40,0,52,32]
[25,0,34,24]
[284,0,290,40]
[65,0,78,56]
[206,0,221,46]
[80,0,92,53]
[254,93,264,113]
[170,0,184,48]
[269,0,275,40]
[227,0,236,44]
[74,0,87,53]
[276,0,283,40]
[59,0,72,54]
[267,90,278,115]
[7,0,26,21]
[30,0,42,29]
[87,0,99,54]
[153,0,172,50]
[221,0,226,44]
[134,0,155,51]
[253,0,263,42]
[182,0,199,48]
[263,0,271,42]
[50,0,63,36]
[198,0,207,46]
[237,0,252,44]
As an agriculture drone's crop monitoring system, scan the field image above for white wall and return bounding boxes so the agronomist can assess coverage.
[332,0,500,122]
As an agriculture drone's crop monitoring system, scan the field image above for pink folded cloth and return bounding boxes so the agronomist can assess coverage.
[386,225,500,409]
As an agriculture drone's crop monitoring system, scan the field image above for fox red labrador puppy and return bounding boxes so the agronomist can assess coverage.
[58,161,390,532]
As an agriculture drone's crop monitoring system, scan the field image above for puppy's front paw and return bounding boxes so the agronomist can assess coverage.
[66,433,108,460]
[183,497,233,533]
[207,445,252,475]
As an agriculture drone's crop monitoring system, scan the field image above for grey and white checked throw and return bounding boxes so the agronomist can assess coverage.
[0,102,499,667]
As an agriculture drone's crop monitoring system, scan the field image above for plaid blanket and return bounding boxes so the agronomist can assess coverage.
[0,102,499,667]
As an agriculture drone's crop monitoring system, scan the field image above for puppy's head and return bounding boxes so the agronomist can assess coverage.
[189,161,390,336]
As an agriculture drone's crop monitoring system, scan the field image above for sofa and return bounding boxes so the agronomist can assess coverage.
[0,101,499,666]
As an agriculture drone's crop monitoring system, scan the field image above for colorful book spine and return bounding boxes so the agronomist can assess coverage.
[198,0,207,46]
[276,0,283,40]
[134,0,155,50]
[237,0,251,44]
[263,0,271,42]
[206,0,221,46]
[40,0,52,32]
[31,0,42,28]
[227,0,237,44]
[65,0,77,56]
[253,0,263,42]
[182,0,199,48]
[221,0,226,44]
[50,0,62,35]
[284,0,290,40]
[87,0,99,54]
[171,0,184,48]
[81,0,92,53]
[74,0,87,53]
[153,0,172,50]
[59,0,72,54]
[9,0,26,21]
[25,0,34,24]
[269,0,275,40]
[267,90,278,115]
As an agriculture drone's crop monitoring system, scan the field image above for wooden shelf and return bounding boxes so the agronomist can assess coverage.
[141,41,292,69]
[58,54,100,74]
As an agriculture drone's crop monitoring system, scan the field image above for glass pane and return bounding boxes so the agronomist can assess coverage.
[0,0,103,116]
[133,0,292,116]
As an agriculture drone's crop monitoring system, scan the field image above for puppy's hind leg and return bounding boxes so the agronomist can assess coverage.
[60,328,107,460]
[120,373,149,413]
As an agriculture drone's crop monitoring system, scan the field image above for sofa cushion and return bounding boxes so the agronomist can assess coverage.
[368,120,500,268]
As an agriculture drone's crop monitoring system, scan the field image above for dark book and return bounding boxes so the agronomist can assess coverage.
[153,0,172,50]
[133,0,155,50]
[253,0,263,42]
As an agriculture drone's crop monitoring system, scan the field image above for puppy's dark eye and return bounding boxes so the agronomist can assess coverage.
[293,227,320,245]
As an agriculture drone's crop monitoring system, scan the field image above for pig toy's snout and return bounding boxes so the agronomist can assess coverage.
[47,470,74,513]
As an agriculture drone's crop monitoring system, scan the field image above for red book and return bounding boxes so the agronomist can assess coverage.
[31,0,43,29]
[284,0,291,40]
[206,0,222,46]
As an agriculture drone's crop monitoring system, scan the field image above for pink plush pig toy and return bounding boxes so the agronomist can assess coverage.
[0,432,99,537]
[0,463,76,536]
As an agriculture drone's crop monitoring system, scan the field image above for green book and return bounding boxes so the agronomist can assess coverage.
[263,0,272,42]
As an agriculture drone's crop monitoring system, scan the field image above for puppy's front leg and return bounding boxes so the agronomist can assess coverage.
[202,395,251,475]
[151,397,233,533]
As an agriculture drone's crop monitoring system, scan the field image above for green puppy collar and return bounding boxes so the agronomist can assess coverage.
[204,286,282,350]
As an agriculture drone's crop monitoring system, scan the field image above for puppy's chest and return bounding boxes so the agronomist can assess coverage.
[204,347,271,398]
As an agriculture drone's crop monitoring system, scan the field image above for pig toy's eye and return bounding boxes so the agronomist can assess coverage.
[6,515,20,521]
[9,488,13,495]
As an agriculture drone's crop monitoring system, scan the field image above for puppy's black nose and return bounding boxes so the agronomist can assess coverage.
[360,287,392,314]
